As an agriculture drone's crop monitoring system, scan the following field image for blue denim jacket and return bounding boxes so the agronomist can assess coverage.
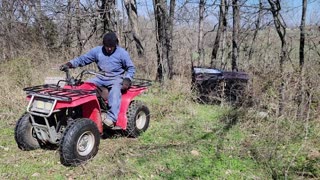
[69,46,135,80]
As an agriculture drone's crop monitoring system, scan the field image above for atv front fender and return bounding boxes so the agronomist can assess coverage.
[55,97,103,133]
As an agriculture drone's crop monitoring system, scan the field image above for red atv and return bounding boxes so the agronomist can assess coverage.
[14,69,151,166]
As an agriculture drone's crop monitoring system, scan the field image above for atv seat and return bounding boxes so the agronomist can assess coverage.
[96,86,109,101]
[96,86,129,101]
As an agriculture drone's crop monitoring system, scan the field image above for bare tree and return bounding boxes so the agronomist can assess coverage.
[153,0,176,82]
[1,0,14,60]
[299,0,307,72]
[231,0,239,71]
[296,0,308,119]
[31,0,45,46]
[210,0,228,68]
[76,0,83,54]
[167,0,175,80]
[248,0,263,61]
[198,0,205,66]
[97,0,117,34]
[153,0,165,82]
[63,0,73,54]
[124,0,144,56]
[61,0,92,56]
[268,0,287,116]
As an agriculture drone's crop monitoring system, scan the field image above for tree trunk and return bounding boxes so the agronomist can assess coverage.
[98,0,116,34]
[76,0,83,55]
[64,0,73,55]
[248,0,262,61]
[124,0,144,56]
[296,0,308,119]
[198,0,205,66]
[299,0,307,71]
[153,0,166,82]
[167,0,175,79]
[232,0,239,71]
[268,0,287,116]
[210,0,227,68]
[220,0,228,69]
[153,0,175,82]
[33,0,45,46]
[1,0,15,60]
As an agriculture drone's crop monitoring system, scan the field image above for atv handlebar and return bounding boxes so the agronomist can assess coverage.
[80,70,105,79]
[60,69,104,86]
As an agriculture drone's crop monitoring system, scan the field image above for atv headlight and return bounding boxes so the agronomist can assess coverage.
[34,100,44,109]
[31,98,54,113]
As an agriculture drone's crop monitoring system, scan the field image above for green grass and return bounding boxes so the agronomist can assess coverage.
[0,58,319,179]
[122,104,268,179]
[0,89,317,179]
[0,85,268,179]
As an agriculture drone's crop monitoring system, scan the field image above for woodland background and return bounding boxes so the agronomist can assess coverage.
[0,0,320,179]
[1,0,320,118]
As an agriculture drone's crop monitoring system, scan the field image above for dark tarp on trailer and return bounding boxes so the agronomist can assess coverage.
[192,67,249,104]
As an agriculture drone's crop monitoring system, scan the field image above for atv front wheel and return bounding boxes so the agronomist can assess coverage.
[14,113,40,150]
[126,100,150,138]
[60,118,100,166]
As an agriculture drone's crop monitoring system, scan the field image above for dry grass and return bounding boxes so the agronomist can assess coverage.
[0,27,319,178]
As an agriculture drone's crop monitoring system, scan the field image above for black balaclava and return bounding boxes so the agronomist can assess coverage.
[102,32,118,56]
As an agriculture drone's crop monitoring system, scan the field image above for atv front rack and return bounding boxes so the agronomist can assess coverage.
[24,84,96,117]
[23,84,96,102]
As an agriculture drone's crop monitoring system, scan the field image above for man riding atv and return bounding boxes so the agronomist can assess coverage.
[60,32,135,128]
[15,32,150,166]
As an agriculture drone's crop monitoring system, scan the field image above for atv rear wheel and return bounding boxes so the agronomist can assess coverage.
[60,118,100,166]
[14,113,40,150]
[126,100,150,138]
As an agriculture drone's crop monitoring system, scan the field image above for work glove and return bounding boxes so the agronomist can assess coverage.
[59,62,73,71]
[122,78,132,91]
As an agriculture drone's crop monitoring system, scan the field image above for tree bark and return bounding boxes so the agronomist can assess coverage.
[167,0,175,79]
[210,0,227,68]
[299,0,307,71]
[268,0,287,116]
[64,0,73,54]
[232,0,239,71]
[153,0,175,82]
[124,0,144,56]
[198,0,205,66]
[97,0,116,34]
[32,0,46,46]
[76,0,83,55]
[1,0,14,60]
[153,0,165,82]
[248,0,262,61]
[296,0,308,120]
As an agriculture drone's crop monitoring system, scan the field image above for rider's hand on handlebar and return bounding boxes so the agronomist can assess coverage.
[59,62,73,72]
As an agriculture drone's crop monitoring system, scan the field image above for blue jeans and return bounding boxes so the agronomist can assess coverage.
[88,77,122,122]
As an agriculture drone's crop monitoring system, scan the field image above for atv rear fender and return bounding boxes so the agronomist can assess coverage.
[116,86,148,129]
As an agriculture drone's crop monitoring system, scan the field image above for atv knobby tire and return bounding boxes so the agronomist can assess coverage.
[14,113,40,150]
[126,100,150,138]
[59,118,100,166]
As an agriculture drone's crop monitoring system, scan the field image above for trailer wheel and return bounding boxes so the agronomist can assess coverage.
[60,118,100,166]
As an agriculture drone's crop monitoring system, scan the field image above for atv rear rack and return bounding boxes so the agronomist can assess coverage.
[131,79,152,87]
[23,84,96,102]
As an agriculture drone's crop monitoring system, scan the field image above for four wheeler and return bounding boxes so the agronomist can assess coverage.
[14,69,151,166]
